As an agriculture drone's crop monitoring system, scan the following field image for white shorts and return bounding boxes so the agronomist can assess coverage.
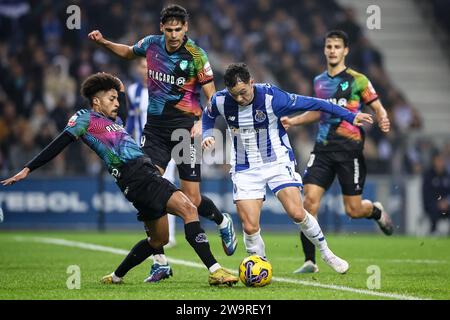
[231,161,303,202]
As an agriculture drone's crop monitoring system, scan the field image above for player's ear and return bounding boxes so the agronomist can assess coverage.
[184,21,188,32]
[344,47,349,57]
[92,96,100,107]
[160,23,164,33]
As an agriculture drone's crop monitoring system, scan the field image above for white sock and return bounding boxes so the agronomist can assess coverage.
[243,229,266,257]
[209,263,221,273]
[297,211,330,255]
[168,214,176,243]
[218,214,229,229]
[153,254,168,265]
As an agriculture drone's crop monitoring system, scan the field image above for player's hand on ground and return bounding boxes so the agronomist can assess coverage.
[280,116,293,130]
[201,137,215,150]
[1,168,30,186]
[378,116,390,133]
[191,120,202,138]
[88,30,106,45]
[353,112,373,126]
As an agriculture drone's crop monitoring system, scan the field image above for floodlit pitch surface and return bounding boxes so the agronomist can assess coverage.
[0,231,449,300]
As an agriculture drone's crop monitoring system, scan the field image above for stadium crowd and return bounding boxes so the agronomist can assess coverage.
[0,0,444,179]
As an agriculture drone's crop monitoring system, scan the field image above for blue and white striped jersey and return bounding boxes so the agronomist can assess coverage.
[202,83,356,172]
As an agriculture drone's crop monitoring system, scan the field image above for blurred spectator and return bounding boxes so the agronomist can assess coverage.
[391,92,422,134]
[44,61,76,111]
[0,0,424,177]
[422,151,450,234]
[8,125,39,172]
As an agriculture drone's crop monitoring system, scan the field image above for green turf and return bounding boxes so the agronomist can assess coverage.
[0,231,449,300]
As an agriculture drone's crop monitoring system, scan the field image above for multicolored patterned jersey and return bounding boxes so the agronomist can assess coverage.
[133,35,214,128]
[313,68,378,152]
[64,109,145,172]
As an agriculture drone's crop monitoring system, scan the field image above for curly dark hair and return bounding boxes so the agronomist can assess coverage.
[80,72,121,104]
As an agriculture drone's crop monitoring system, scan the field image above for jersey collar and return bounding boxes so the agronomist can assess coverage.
[326,66,348,79]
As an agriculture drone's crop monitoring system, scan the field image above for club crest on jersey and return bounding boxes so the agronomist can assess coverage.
[67,115,78,127]
[254,110,266,123]
[179,60,188,71]
[340,81,349,91]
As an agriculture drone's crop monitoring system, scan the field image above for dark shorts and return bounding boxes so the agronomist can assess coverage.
[115,156,180,221]
[303,151,367,195]
[141,125,201,182]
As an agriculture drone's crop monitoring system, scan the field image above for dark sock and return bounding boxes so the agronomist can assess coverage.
[301,232,316,264]
[153,246,164,255]
[115,239,156,278]
[368,204,382,220]
[197,195,224,225]
[184,221,217,269]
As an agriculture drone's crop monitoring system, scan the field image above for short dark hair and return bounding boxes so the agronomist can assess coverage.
[80,72,121,104]
[224,63,251,88]
[325,30,349,47]
[160,4,189,24]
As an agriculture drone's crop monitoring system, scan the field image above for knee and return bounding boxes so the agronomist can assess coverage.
[345,205,361,218]
[148,236,169,249]
[303,196,319,216]
[184,192,201,207]
[181,199,198,220]
[242,222,260,235]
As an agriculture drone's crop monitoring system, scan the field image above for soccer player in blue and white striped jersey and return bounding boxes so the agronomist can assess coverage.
[202,63,372,273]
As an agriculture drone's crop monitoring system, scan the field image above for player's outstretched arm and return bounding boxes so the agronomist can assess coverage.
[1,168,30,186]
[368,99,390,133]
[88,30,135,60]
[280,111,321,130]
[1,132,75,186]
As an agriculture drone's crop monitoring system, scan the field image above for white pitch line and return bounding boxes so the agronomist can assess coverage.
[354,258,448,264]
[14,236,429,300]
[280,257,449,264]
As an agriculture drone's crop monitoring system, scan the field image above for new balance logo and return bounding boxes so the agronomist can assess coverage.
[195,233,208,243]
[227,116,236,121]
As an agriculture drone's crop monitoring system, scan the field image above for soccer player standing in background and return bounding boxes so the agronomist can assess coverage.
[202,63,374,274]
[88,4,237,282]
[281,30,394,274]
[126,58,178,249]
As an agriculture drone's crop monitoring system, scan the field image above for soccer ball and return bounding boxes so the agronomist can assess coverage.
[239,255,272,287]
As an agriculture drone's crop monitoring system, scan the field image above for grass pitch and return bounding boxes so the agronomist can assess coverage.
[0,231,449,300]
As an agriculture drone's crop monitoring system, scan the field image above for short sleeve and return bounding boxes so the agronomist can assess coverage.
[359,75,378,105]
[194,47,214,85]
[132,35,155,57]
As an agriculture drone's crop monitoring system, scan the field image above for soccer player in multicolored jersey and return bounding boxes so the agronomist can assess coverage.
[126,57,178,251]
[1,72,238,287]
[202,63,373,274]
[281,30,394,274]
[88,4,237,282]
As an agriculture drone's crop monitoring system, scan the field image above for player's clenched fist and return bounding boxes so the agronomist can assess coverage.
[88,30,105,44]
[201,137,215,150]
[378,116,390,133]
